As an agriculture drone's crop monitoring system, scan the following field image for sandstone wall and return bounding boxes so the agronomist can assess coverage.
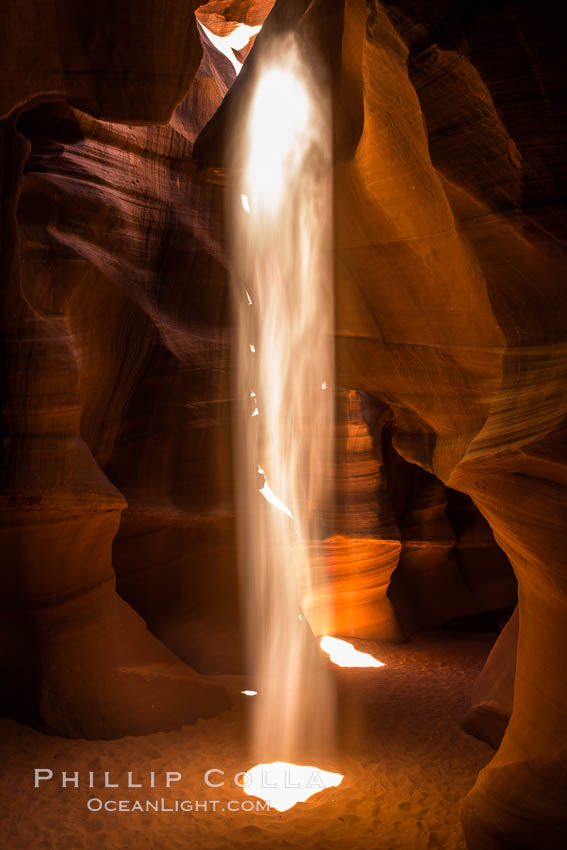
[0,0,235,736]
[334,2,567,846]
[1,0,565,845]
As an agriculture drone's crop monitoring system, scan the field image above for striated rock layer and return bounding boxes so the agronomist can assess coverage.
[333,1,567,847]
[309,389,514,644]
[461,607,518,750]
[195,0,567,844]
[309,390,403,642]
[0,2,249,734]
[1,0,566,846]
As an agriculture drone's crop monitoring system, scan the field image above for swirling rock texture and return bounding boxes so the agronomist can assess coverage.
[309,389,515,644]
[333,1,567,847]
[196,0,566,845]
[308,389,404,642]
[0,0,565,846]
[362,392,516,637]
[0,0,244,736]
[461,606,518,750]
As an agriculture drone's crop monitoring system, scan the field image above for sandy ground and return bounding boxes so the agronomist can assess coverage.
[0,630,495,850]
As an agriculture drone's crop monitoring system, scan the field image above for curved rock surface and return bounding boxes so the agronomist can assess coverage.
[310,390,515,643]
[1,0,203,122]
[1,0,566,846]
[332,2,567,846]
[0,2,246,734]
[197,0,567,843]
[309,390,403,641]
[461,607,518,749]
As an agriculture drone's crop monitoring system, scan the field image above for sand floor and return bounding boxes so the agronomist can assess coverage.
[1,630,495,850]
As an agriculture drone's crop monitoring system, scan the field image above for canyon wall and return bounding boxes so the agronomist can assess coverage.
[0,0,237,736]
[1,0,565,846]
[333,1,567,846]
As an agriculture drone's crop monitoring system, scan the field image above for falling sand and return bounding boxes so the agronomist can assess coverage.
[230,32,336,768]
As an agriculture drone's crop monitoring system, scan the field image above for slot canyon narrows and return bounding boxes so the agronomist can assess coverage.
[0,1,565,849]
